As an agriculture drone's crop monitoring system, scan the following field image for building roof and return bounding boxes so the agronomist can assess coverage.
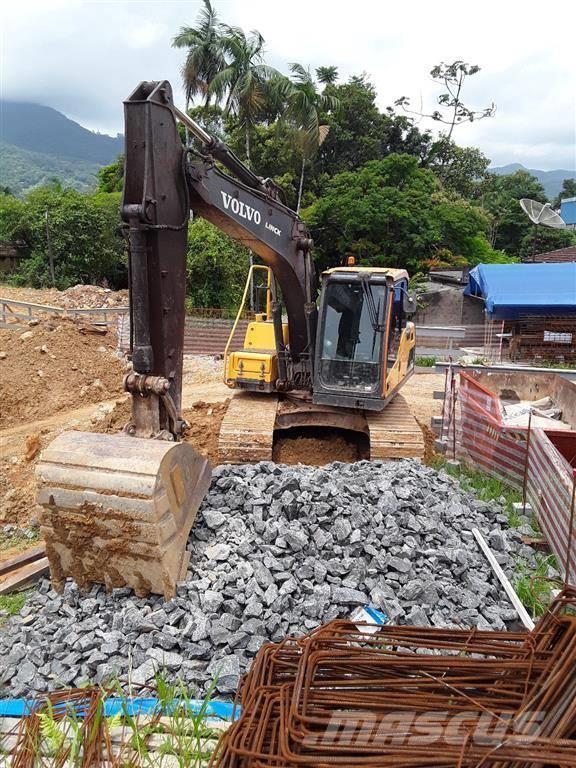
[464,263,576,319]
[530,246,576,263]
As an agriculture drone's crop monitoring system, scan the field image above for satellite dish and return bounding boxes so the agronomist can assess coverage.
[519,199,566,229]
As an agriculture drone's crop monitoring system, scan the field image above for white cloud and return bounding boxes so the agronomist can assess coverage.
[1,0,575,169]
[126,20,167,50]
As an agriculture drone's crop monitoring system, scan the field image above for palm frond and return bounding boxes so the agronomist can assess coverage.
[288,62,312,85]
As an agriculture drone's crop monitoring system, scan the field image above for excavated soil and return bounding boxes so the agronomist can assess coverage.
[182,400,230,466]
[273,429,364,465]
[0,317,126,430]
[0,283,127,309]
[94,398,231,468]
[0,455,38,528]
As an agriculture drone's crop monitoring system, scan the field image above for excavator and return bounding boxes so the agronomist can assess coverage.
[36,80,422,599]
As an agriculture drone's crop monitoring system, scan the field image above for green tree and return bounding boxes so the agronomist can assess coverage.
[0,192,27,243]
[186,218,250,308]
[316,76,432,180]
[396,61,495,140]
[96,156,124,193]
[10,186,126,289]
[209,26,281,165]
[518,226,576,261]
[285,63,339,212]
[306,154,507,272]
[316,66,339,86]
[172,0,226,107]
[479,170,547,255]
[426,140,490,198]
[553,178,576,209]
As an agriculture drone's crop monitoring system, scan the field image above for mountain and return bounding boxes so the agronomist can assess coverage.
[489,163,576,200]
[0,140,102,196]
[0,101,123,195]
[1,101,123,164]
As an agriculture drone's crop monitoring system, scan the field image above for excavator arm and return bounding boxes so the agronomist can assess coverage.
[121,80,318,442]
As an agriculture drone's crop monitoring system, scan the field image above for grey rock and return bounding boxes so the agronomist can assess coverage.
[332,587,366,606]
[205,543,231,562]
[207,654,240,693]
[388,557,412,574]
[146,648,184,670]
[202,509,226,529]
[131,659,157,685]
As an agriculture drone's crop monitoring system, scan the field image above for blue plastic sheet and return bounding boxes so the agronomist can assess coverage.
[464,263,576,319]
[0,697,237,720]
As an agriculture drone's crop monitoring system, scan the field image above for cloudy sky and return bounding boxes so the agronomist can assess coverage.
[2,0,575,169]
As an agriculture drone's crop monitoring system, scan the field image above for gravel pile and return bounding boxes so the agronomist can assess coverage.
[0,459,535,697]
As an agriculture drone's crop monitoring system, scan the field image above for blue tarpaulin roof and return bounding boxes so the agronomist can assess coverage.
[465,263,576,319]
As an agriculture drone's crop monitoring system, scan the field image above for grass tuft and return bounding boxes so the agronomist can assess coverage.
[514,554,561,618]
[437,459,523,525]
[0,591,28,621]
[415,356,437,367]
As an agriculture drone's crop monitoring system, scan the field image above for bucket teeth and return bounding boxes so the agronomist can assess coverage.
[36,431,211,599]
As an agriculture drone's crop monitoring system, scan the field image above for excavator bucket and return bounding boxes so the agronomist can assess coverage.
[36,431,211,600]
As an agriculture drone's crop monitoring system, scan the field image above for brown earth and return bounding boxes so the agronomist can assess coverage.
[0,317,126,430]
[273,431,362,466]
[0,283,127,309]
[400,373,445,464]
[0,454,38,529]
[182,400,230,466]
[93,397,231,468]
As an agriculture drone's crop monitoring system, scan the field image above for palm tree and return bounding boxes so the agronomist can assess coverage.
[172,0,226,108]
[286,64,339,212]
[208,26,282,165]
[316,66,339,87]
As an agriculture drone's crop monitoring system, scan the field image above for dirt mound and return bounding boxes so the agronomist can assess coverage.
[57,284,128,309]
[0,283,128,310]
[0,317,126,430]
[1,453,38,527]
[273,428,363,465]
[90,398,131,434]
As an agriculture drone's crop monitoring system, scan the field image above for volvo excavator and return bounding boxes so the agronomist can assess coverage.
[36,80,423,599]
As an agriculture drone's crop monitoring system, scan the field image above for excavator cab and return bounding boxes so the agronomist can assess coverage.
[313,267,416,411]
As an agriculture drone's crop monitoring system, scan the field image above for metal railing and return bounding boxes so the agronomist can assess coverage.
[0,297,128,329]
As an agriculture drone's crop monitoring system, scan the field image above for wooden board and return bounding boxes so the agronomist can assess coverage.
[0,544,46,577]
[0,558,49,594]
[367,394,425,460]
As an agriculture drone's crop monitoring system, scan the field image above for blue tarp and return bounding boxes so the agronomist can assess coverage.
[0,697,237,719]
[464,263,576,319]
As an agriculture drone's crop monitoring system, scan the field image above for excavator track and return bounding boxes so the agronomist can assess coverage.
[219,391,425,464]
[218,392,278,463]
[366,394,425,460]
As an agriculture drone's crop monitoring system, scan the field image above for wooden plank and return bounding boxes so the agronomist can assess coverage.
[0,558,49,594]
[0,544,46,577]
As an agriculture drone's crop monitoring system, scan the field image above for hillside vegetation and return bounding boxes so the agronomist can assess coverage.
[0,141,100,195]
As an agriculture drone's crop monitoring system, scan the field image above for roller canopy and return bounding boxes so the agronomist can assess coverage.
[465,263,576,319]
